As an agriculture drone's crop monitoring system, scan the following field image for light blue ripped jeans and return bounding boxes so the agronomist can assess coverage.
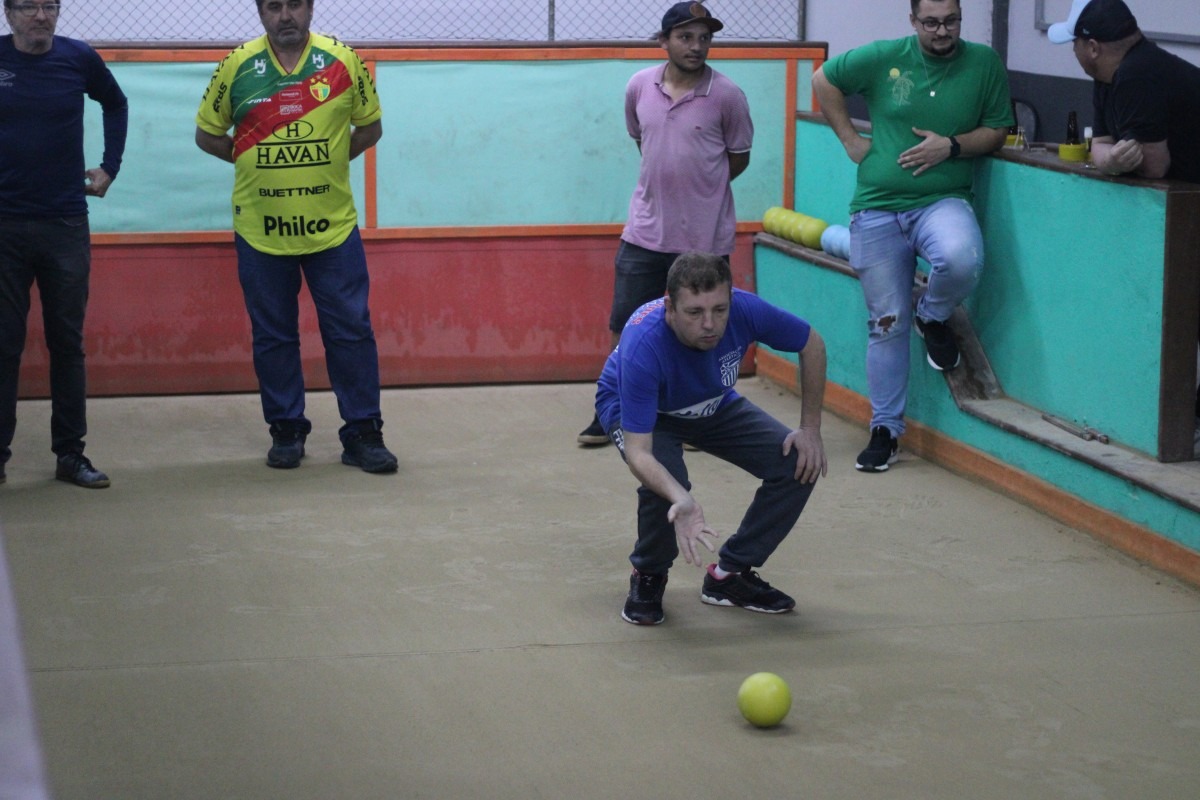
[849,197,984,438]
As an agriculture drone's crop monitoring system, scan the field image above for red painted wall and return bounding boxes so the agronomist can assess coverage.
[16,234,756,398]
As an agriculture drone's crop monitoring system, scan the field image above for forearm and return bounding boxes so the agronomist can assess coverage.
[797,332,827,429]
[627,450,690,505]
[195,127,235,163]
[101,106,129,180]
[954,126,1007,157]
[812,69,860,148]
[349,121,383,160]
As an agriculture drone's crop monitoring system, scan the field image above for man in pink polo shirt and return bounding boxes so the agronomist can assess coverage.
[577,1,753,446]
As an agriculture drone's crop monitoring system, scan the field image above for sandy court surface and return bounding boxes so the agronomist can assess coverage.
[2,380,1199,799]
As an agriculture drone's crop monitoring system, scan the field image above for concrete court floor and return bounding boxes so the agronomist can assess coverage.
[1,379,1199,800]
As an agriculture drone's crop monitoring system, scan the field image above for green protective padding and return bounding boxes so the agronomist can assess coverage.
[371,58,789,228]
[83,60,368,233]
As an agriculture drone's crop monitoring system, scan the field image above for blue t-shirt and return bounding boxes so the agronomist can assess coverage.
[595,288,811,434]
[0,35,128,217]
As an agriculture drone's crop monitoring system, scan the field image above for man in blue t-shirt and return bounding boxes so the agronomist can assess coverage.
[0,1,128,488]
[595,252,828,625]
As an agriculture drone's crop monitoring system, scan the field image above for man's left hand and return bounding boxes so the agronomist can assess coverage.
[899,128,951,177]
[783,427,827,483]
[84,168,113,198]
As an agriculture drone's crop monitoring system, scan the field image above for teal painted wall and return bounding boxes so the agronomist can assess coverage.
[83,61,367,233]
[761,119,1199,555]
[757,247,1200,552]
[972,160,1164,453]
[81,57,792,233]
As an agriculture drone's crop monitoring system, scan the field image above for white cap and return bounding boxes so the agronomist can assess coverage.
[1047,0,1093,44]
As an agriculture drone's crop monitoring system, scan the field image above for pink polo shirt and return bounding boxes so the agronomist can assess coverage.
[620,63,753,256]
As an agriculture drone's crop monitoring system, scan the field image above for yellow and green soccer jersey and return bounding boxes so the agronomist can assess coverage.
[196,34,382,255]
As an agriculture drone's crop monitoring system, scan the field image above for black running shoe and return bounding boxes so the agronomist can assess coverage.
[914,316,961,371]
[577,415,610,447]
[855,426,898,473]
[700,565,795,614]
[55,452,110,489]
[341,420,399,474]
[622,569,668,625]
[267,422,306,469]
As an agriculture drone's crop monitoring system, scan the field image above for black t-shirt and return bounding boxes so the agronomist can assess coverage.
[1094,37,1200,184]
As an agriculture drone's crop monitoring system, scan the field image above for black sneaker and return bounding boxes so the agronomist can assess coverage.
[700,565,795,614]
[855,426,898,472]
[914,316,961,371]
[266,422,306,469]
[577,414,610,447]
[621,569,668,625]
[341,421,399,474]
[55,452,110,489]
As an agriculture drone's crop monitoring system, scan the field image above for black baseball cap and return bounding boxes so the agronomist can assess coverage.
[661,2,724,36]
[1048,0,1138,44]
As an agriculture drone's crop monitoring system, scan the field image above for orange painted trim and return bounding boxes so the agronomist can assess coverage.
[363,59,379,230]
[756,349,1200,589]
[97,46,827,64]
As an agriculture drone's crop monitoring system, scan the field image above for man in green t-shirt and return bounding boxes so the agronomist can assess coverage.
[812,0,1011,473]
[194,0,397,474]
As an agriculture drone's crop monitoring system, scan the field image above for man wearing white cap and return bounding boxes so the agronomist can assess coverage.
[1048,0,1200,184]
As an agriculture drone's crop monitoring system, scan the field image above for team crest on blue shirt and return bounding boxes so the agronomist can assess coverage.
[720,349,742,387]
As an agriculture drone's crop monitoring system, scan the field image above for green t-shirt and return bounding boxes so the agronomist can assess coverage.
[196,34,382,255]
[822,37,1012,213]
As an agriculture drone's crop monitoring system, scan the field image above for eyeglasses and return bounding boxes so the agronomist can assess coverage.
[8,2,61,17]
[918,16,961,32]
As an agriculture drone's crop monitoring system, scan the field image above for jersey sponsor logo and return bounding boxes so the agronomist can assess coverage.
[719,349,743,387]
[279,104,305,116]
[312,53,326,69]
[666,394,725,419]
[263,215,331,237]
[254,58,267,76]
[210,80,228,113]
[272,120,314,140]
[258,184,331,197]
[627,298,665,327]
[255,139,331,168]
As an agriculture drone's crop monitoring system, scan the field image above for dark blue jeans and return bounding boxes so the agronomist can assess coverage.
[235,228,382,431]
[0,216,92,464]
[609,396,817,575]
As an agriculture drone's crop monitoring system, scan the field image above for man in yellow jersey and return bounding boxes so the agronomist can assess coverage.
[194,0,397,473]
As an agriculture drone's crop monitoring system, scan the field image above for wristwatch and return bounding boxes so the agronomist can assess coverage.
[948,136,961,159]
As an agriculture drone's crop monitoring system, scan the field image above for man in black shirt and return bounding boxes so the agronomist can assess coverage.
[1049,0,1200,184]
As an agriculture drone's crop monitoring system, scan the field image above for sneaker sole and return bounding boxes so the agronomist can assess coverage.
[55,474,111,489]
[621,610,664,625]
[699,593,794,614]
[576,434,610,446]
[341,453,398,473]
[925,353,961,372]
[854,456,896,473]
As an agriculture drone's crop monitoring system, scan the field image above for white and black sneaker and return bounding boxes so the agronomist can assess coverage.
[701,565,795,614]
[855,426,898,472]
[914,316,961,371]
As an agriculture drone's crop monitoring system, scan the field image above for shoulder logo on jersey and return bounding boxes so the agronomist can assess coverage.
[309,76,331,103]
[0,69,13,87]
[254,58,267,76]
[312,53,326,70]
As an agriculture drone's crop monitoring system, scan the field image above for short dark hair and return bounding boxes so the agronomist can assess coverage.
[911,0,960,16]
[666,252,732,305]
[257,0,313,10]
